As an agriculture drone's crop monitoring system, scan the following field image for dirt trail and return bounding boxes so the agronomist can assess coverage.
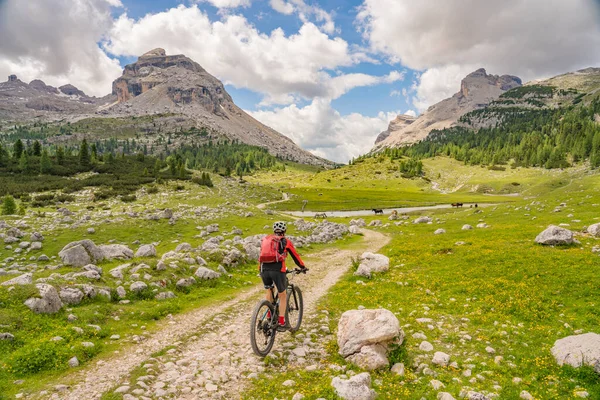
[256,192,289,209]
[51,229,389,400]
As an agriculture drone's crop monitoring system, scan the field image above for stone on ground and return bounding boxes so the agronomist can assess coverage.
[1,273,32,286]
[414,216,432,224]
[331,372,376,400]
[535,225,575,245]
[100,244,134,260]
[59,240,104,266]
[194,267,220,280]
[59,288,84,305]
[587,223,600,237]
[24,284,63,314]
[432,351,451,366]
[135,244,157,258]
[354,252,390,278]
[551,333,600,371]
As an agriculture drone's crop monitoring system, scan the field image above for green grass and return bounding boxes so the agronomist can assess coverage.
[244,172,600,399]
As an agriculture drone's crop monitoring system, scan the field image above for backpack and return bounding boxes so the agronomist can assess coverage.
[259,234,286,263]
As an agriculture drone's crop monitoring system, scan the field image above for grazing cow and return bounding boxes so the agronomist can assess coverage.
[372,209,384,215]
[451,203,464,208]
[315,213,327,219]
[475,203,478,208]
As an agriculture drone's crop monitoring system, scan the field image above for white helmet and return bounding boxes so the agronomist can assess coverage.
[273,221,287,233]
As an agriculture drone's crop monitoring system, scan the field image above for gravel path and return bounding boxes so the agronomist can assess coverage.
[49,229,389,400]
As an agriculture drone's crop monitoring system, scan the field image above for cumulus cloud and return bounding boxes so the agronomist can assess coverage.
[248,99,398,163]
[269,0,336,34]
[104,5,379,105]
[199,0,251,9]
[0,0,123,96]
[412,64,477,112]
[358,0,600,110]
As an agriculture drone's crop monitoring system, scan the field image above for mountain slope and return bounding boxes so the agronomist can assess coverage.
[0,49,329,167]
[103,49,329,166]
[375,68,522,149]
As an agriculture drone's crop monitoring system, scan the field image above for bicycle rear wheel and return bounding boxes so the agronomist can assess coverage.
[250,300,277,357]
[286,286,303,333]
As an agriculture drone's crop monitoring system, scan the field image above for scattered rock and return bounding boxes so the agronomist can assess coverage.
[551,333,600,371]
[68,357,79,368]
[194,267,220,280]
[587,223,600,237]
[99,244,134,260]
[337,308,403,370]
[432,351,451,366]
[24,284,63,314]
[462,224,473,230]
[59,240,104,267]
[135,244,157,258]
[130,281,148,293]
[59,288,84,305]
[434,229,446,235]
[0,333,15,341]
[155,291,175,300]
[390,362,404,376]
[331,372,376,400]
[1,272,32,286]
[535,225,575,245]
[354,252,390,278]
[414,216,432,224]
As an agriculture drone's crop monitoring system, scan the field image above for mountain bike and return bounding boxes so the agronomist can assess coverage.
[250,268,307,357]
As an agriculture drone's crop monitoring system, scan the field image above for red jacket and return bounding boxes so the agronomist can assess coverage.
[259,235,305,272]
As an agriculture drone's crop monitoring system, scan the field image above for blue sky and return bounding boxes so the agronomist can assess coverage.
[2,0,599,162]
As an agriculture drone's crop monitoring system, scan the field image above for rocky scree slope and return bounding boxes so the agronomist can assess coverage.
[0,74,114,120]
[375,68,522,148]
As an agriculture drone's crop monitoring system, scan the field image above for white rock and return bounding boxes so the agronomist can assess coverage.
[432,351,451,366]
[1,272,32,286]
[391,363,404,376]
[59,288,84,305]
[331,373,376,400]
[194,267,220,280]
[551,333,600,369]
[438,393,456,400]
[414,216,432,224]
[130,281,148,292]
[68,356,79,368]
[100,244,134,260]
[419,341,434,352]
[434,229,446,235]
[59,240,104,267]
[430,379,445,390]
[587,223,600,237]
[462,224,473,230]
[346,344,390,370]
[535,225,575,245]
[24,284,63,314]
[354,252,390,278]
[337,309,402,357]
[135,244,157,258]
[520,391,533,400]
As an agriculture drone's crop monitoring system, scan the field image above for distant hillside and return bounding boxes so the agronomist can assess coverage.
[0,49,330,167]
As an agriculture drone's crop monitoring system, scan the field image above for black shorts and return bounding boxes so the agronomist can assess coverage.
[260,267,286,293]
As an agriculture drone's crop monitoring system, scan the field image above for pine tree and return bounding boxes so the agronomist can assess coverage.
[79,139,90,167]
[56,146,65,165]
[40,149,52,173]
[90,143,98,160]
[153,159,161,177]
[32,140,42,156]
[1,195,17,215]
[19,152,29,172]
[13,139,24,160]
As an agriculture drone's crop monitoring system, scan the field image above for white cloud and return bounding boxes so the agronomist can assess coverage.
[199,0,251,9]
[270,0,294,15]
[248,99,397,163]
[104,5,381,105]
[269,0,336,34]
[357,0,600,110]
[404,109,416,118]
[0,0,123,96]
[390,90,401,97]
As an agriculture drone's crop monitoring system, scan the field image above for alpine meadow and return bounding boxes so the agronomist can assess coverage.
[0,1,600,400]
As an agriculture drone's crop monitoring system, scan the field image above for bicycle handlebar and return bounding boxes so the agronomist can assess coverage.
[287,268,309,274]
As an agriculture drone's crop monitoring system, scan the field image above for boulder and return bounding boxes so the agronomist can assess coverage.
[354,252,390,278]
[130,281,148,292]
[99,244,134,260]
[368,220,382,227]
[414,216,432,224]
[176,277,196,288]
[109,264,131,279]
[434,229,446,235]
[462,224,473,230]
[535,225,575,245]
[346,344,389,370]
[175,242,193,252]
[331,373,376,400]
[222,249,243,266]
[587,223,600,237]
[349,225,361,234]
[24,284,63,314]
[194,267,221,280]
[1,272,32,286]
[30,241,43,250]
[116,286,126,298]
[349,219,366,227]
[0,333,15,341]
[432,351,451,366]
[155,291,176,300]
[59,288,84,305]
[551,333,600,371]
[59,240,104,267]
[30,232,44,242]
[337,308,403,370]
[135,244,156,258]
[68,356,79,368]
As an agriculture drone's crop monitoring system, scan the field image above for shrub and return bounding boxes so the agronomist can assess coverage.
[146,186,159,194]
[9,341,70,376]
[120,194,137,203]
[55,194,75,203]
[1,195,17,215]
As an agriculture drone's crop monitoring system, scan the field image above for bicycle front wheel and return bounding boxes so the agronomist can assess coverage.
[286,286,304,333]
[250,300,277,357]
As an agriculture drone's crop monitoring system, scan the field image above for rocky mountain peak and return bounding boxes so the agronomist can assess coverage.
[29,79,59,94]
[59,84,87,97]
[141,48,167,58]
[8,74,18,82]
[375,114,417,144]
[375,68,522,149]
[459,68,521,99]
